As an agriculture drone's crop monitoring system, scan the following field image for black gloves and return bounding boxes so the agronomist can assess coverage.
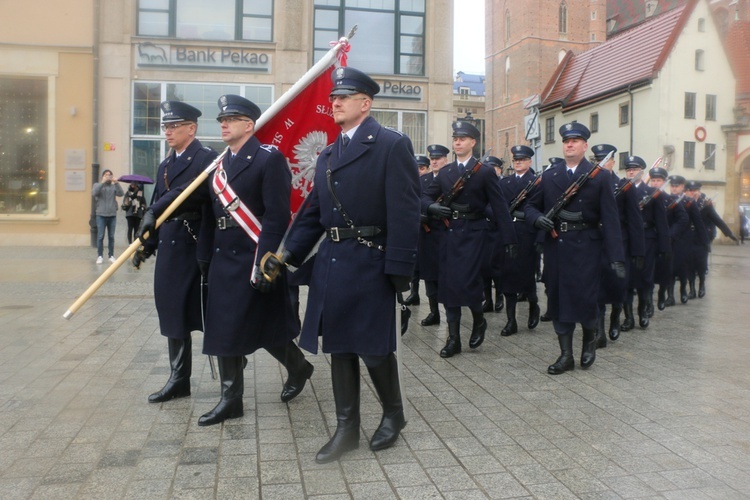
[610,261,626,280]
[132,247,153,269]
[534,216,555,232]
[198,260,210,280]
[136,208,157,243]
[251,267,274,293]
[427,203,452,219]
[420,214,429,224]
[505,244,519,259]
[631,255,644,271]
[389,275,411,293]
[535,243,544,254]
[252,249,296,293]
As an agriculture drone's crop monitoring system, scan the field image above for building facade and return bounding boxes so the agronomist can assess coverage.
[1,0,454,245]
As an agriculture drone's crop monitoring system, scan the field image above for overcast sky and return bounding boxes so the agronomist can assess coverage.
[453,0,485,75]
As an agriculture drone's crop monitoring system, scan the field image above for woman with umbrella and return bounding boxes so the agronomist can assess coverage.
[118,174,153,243]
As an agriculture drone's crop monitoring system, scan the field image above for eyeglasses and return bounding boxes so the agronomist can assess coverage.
[328,95,368,103]
[161,122,189,132]
[218,116,252,124]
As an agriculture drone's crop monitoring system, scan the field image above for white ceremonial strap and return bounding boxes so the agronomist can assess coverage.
[212,166,263,244]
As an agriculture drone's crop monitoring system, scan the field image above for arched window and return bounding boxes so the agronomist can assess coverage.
[558,49,567,64]
[505,10,511,43]
[695,49,705,71]
[504,56,511,100]
[559,2,568,34]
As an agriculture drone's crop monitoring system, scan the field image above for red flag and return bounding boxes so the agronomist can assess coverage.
[255,65,341,215]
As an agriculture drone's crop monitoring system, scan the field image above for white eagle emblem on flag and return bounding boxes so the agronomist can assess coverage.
[290,131,329,198]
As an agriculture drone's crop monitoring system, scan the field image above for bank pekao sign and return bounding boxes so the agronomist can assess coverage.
[136,42,271,72]
[379,80,423,101]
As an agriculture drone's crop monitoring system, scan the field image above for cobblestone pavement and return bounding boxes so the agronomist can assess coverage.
[1,240,749,499]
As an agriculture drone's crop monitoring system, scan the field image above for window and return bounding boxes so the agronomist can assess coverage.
[313,0,425,76]
[695,50,705,71]
[458,87,469,99]
[591,33,597,42]
[504,57,510,101]
[618,152,629,170]
[545,117,555,144]
[137,0,274,42]
[505,10,511,43]
[559,2,568,33]
[685,92,696,119]
[0,77,48,215]
[706,94,717,121]
[590,113,599,133]
[684,141,696,169]
[704,143,716,170]
[370,109,426,153]
[131,81,274,185]
[591,10,597,20]
[698,18,706,32]
[619,103,629,126]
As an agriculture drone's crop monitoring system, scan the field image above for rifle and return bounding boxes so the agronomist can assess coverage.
[614,169,644,198]
[434,149,492,227]
[508,173,542,213]
[667,193,685,210]
[638,188,663,210]
[544,150,613,238]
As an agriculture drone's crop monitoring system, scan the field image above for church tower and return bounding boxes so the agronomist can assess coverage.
[485,0,606,165]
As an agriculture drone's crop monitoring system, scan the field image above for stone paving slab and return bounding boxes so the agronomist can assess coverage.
[1,243,749,499]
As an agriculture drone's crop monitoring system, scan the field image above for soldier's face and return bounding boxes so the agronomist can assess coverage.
[512,157,531,175]
[670,184,684,195]
[164,121,195,151]
[562,138,588,164]
[330,93,371,130]
[219,115,254,148]
[650,178,665,189]
[686,189,699,199]
[625,167,641,179]
[430,156,448,173]
[452,136,475,158]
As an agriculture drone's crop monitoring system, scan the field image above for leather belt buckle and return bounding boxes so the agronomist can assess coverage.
[559,221,568,232]
[330,227,341,242]
[217,218,227,230]
[452,211,460,219]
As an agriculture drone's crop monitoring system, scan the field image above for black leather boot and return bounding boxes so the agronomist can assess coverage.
[548,333,574,375]
[316,356,360,464]
[581,327,597,369]
[657,287,666,311]
[621,302,635,332]
[688,280,696,299]
[501,294,518,336]
[366,354,406,451]
[494,287,504,313]
[665,284,676,307]
[149,337,192,403]
[482,283,494,312]
[528,299,540,330]
[266,341,315,403]
[680,281,689,303]
[400,304,411,336]
[420,296,440,326]
[698,276,706,298]
[646,289,654,318]
[637,292,649,329]
[595,305,607,348]
[609,303,622,341]
[469,310,487,349]
[440,321,461,358]
[540,311,551,322]
[403,278,420,305]
[198,356,244,426]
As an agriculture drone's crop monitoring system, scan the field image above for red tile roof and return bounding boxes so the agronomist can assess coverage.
[540,1,695,112]
[607,0,688,36]
[725,21,750,97]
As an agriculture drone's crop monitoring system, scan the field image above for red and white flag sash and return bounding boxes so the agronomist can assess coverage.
[212,165,262,244]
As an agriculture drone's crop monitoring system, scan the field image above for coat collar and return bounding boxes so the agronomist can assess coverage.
[321,116,380,172]
[222,136,260,182]
[168,139,203,180]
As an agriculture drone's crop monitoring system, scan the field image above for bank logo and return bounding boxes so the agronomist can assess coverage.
[137,42,169,64]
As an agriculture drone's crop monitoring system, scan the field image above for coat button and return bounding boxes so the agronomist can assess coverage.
[171,241,176,246]
[215,248,220,253]
[332,258,336,263]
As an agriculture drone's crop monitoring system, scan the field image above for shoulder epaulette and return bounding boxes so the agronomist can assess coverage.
[260,144,278,153]
[384,126,405,136]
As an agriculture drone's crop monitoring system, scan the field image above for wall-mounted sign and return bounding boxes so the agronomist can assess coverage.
[65,149,85,170]
[136,42,272,73]
[379,80,423,101]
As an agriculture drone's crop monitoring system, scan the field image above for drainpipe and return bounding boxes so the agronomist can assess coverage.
[627,83,634,155]
[89,0,101,247]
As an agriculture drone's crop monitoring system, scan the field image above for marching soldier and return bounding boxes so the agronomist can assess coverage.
[538,156,566,323]
[422,121,518,358]
[592,145,644,347]
[136,101,217,404]
[524,123,624,374]
[482,155,506,314]
[403,155,431,306]
[669,176,709,302]
[497,146,541,336]
[650,168,689,309]
[621,156,669,330]
[419,144,451,326]
[686,181,739,297]
[139,94,313,426]
[261,67,420,463]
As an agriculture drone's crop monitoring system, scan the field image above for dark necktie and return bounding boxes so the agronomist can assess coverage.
[458,163,465,173]
[567,169,574,180]
[341,135,350,149]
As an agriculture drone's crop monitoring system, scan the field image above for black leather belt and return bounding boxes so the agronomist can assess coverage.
[216,217,241,230]
[451,211,484,220]
[328,226,382,242]
[166,212,201,222]
[643,221,655,229]
[556,221,595,232]
[512,210,526,222]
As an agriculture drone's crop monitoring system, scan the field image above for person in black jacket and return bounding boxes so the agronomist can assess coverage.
[122,182,147,244]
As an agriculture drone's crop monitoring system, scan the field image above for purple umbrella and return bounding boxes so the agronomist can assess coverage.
[118,174,154,185]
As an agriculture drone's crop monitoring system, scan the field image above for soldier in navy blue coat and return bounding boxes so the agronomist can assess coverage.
[139,95,312,426]
[481,155,507,315]
[402,154,430,306]
[262,67,420,463]
[591,145,644,347]
[497,146,541,336]
[621,156,670,330]
[524,122,624,375]
[422,121,518,358]
[686,181,739,298]
[650,168,689,309]
[418,144,450,326]
[669,176,709,302]
[134,101,218,405]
